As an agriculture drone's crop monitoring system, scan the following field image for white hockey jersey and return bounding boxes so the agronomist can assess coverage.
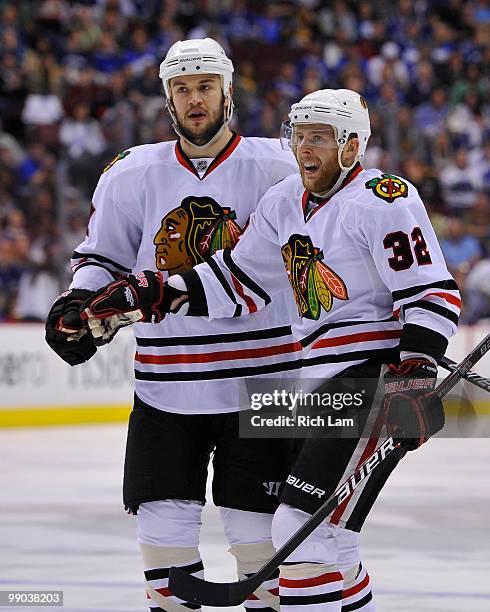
[70,135,302,413]
[182,165,460,379]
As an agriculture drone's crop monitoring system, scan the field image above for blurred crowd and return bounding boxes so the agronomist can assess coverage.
[0,0,489,323]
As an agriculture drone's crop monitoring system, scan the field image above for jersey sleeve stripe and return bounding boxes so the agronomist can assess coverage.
[394,290,461,315]
[391,279,459,304]
[425,291,462,308]
[180,268,209,317]
[230,275,258,314]
[403,300,459,325]
[71,261,120,278]
[206,257,242,317]
[311,329,402,350]
[71,250,131,273]
[222,248,271,305]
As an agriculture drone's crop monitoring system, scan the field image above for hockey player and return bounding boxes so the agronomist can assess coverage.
[45,38,303,612]
[79,88,461,611]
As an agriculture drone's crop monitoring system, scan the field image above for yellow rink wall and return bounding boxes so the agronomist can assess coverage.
[0,323,489,427]
[0,324,135,427]
[0,405,132,427]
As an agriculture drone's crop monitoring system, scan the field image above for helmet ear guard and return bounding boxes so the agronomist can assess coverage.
[279,120,293,151]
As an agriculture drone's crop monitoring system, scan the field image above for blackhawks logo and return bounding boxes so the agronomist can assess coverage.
[102,150,131,173]
[281,234,348,320]
[154,196,242,274]
[365,173,408,203]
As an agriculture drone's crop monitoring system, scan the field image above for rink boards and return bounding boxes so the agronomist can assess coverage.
[0,323,489,427]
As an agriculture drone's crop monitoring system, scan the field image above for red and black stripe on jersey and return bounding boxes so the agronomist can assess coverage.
[206,257,241,317]
[392,279,461,360]
[392,279,460,324]
[136,326,294,347]
[135,357,303,381]
[134,325,303,381]
[182,247,273,318]
[300,316,399,348]
[71,250,131,277]
[222,248,272,307]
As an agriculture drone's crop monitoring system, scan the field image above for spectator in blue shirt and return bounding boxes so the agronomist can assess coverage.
[92,32,123,74]
[440,217,482,291]
[414,86,450,138]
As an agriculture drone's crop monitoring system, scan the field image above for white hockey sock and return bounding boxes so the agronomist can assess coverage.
[279,562,344,611]
[137,500,204,611]
[229,542,279,611]
[341,564,374,611]
[220,508,280,611]
[141,543,203,611]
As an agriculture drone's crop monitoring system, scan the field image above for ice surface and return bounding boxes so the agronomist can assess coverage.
[1,425,489,611]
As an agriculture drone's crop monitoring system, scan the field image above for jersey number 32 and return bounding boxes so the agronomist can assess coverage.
[383,226,432,271]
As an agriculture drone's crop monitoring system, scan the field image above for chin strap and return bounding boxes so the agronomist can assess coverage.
[166,92,234,150]
[312,147,360,200]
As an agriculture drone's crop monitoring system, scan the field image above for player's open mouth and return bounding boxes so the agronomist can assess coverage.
[188,111,206,120]
[303,162,320,176]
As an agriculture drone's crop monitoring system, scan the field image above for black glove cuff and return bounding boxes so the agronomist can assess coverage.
[399,324,448,362]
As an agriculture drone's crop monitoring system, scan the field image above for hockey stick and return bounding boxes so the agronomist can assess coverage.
[439,356,490,393]
[169,333,490,607]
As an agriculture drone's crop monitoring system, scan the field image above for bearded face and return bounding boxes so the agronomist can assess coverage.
[170,74,226,146]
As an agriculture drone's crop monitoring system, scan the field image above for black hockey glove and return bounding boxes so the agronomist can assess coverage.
[383,358,445,451]
[45,289,97,366]
[80,271,188,346]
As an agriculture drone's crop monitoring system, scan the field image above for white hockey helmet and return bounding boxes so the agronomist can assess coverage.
[281,89,371,157]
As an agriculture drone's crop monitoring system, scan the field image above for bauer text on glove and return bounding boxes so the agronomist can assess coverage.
[383,358,445,451]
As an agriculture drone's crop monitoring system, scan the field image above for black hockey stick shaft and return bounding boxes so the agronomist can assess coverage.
[169,333,490,607]
[439,356,490,393]
[435,334,490,399]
